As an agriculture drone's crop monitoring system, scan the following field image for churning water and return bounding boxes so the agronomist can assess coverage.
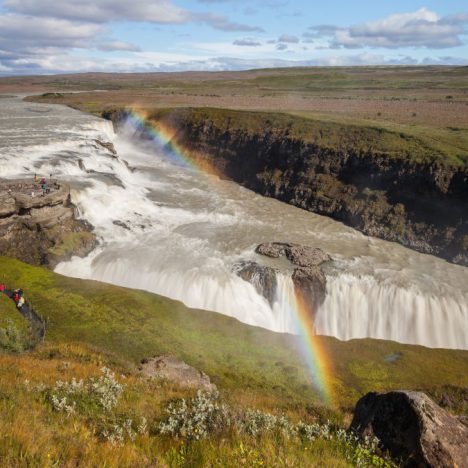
[1,95,467,349]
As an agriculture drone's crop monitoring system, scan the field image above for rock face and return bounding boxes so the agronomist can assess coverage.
[0,179,96,267]
[233,261,278,305]
[233,243,330,312]
[139,355,216,392]
[106,108,468,266]
[350,390,468,467]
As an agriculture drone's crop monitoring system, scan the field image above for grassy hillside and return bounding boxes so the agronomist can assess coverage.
[0,256,467,465]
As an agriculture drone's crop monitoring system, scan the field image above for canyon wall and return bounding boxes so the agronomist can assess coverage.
[106,108,468,266]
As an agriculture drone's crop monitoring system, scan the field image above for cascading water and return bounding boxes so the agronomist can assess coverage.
[1,95,467,349]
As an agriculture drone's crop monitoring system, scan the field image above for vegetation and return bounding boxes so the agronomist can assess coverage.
[6,66,465,167]
[147,106,466,166]
[0,256,466,465]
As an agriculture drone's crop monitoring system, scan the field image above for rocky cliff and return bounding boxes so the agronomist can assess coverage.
[105,107,468,266]
[0,180,96,267]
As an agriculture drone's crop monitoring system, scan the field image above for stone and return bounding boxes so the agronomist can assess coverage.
[233,261,278,305]
[350,390,468,467]
[94,139,117,155]
[291,266,326,311]
[139,355,216,392]
[256,242,331,267]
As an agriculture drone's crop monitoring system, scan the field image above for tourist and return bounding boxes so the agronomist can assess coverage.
[13,290,19,303]
[17,296,25,309]
[0,282,5,292]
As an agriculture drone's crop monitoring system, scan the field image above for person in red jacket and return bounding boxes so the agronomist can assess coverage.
[0,282,5,292]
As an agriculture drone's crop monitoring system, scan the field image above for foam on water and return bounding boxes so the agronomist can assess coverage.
[1,96,467,349]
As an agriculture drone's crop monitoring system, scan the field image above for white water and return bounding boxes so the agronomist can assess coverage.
[1,95,467,349]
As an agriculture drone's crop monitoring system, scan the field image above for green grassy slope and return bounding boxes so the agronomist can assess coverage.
[2,256,467,415]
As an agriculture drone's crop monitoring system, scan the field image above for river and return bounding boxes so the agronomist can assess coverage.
[1,95,467,349]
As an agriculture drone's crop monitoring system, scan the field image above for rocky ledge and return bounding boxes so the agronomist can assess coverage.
[235,242,331,313]
[0,179,96,267]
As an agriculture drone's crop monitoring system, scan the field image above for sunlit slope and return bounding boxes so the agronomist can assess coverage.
[1,256,467,412]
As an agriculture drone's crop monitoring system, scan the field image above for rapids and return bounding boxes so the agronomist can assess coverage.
[1,95,467,349]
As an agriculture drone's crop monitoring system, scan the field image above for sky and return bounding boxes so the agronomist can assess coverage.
[0,0,467,75]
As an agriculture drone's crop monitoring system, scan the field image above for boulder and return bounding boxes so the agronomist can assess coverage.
[94,139,117,155]
[350,390,468,467]
[256,242,331,267]
[139,355,216,392]
[292,267,327,311]
[233,261,278,305]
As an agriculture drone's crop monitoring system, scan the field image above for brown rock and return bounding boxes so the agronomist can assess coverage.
[350,390,468,467]
[139,355,216,392]
[256,242,331,267]
[292,267,327,311]
[233,261,277,305]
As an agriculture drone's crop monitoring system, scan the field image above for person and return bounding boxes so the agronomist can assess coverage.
[17,296,25,309]
[34,173,39,183]
[18,288,23,298]
[0,282,5,292]
[13,290,20,303]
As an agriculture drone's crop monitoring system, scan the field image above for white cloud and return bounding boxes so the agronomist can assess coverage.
[4,0,263,32]
[0,14,103,51]
[278,34,299,44]
[309,8,468,49]
[97,41,141,52]
[3,0,189,24]
[233,39,262,47]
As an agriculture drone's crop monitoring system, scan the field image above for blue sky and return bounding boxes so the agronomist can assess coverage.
[0,0,467,74]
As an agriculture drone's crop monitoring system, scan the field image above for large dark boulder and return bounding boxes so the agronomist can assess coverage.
[350,390,468,467]
[291,267,327,312]
[233,261,278,305]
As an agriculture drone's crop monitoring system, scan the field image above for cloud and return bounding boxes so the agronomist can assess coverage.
[97,41,141,52]
[0,14,103,52]
[308,8,468,49]
[233,39,261,47]
[276,43,288,51]
[278,34,299,43]
[4,0,263,32]
[3,0,189,24]
[194,12,263,32]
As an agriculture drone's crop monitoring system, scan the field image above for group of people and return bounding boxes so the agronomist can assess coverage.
[0,282,25,309]
[33,174,55,196]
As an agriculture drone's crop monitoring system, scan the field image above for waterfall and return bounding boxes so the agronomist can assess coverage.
[2,96,467,351]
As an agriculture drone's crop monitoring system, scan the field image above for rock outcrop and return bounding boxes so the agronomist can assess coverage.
[350,390,468,467]
[234,243,330,312]
[233,261,278,305]
[139,355,216,392]
[104,108,468,266]
[0,179,96,267]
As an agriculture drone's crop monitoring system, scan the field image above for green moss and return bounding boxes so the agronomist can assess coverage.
[48,231,95,257]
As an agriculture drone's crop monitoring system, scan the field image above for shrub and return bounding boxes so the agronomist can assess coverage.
[158,390,230,440]
[46,367,124,415]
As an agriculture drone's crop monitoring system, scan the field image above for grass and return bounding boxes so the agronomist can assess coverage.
[10,65,466,167]
[146,107,466,166]
[48,231,96,258]
[0,256,466,465]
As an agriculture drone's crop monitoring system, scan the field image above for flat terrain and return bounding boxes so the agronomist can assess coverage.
[2,66,467,165]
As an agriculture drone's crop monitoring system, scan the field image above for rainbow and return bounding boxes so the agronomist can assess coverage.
[125,109,334,405]
[125,110,221,178]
